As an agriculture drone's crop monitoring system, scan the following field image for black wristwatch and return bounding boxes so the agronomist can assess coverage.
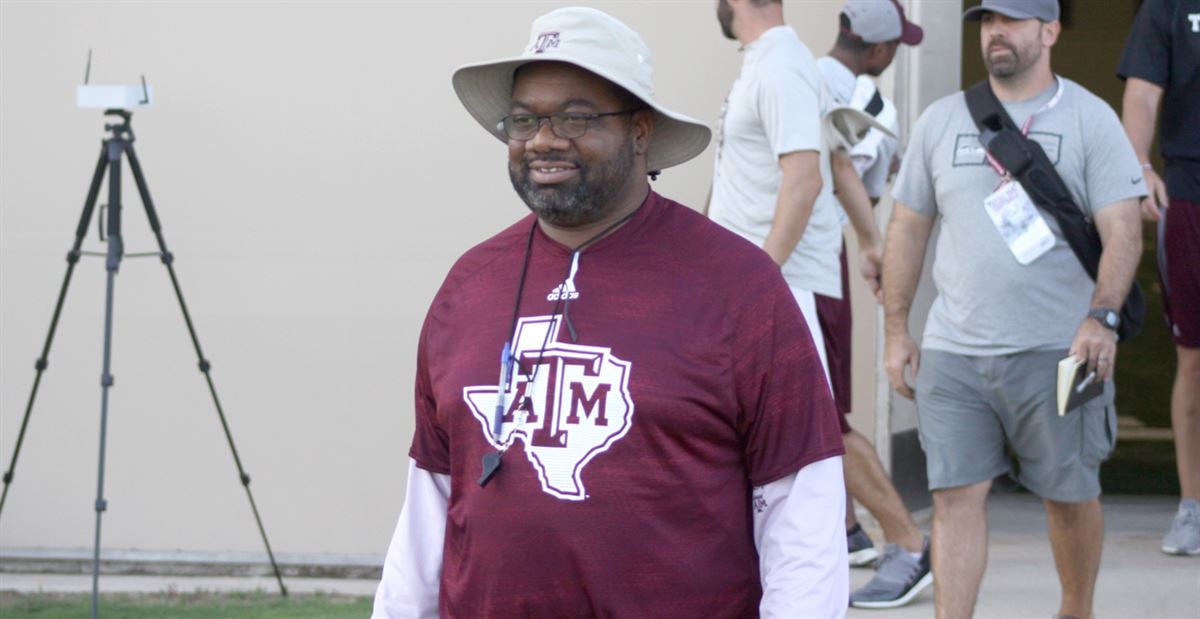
[1088,307,1121,332]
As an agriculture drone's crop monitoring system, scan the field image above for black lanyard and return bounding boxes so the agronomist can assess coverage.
[480,203,644,487]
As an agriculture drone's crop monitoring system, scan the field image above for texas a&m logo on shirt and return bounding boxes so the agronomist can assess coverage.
[463,315,634,501]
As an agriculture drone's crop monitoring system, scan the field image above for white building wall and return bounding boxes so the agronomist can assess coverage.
[1,1,864,560]
[868,0,963,476]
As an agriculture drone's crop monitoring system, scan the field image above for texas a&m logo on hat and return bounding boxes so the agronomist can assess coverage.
[531,31,560,54]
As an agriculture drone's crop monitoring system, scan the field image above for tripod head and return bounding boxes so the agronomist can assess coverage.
[103,109,134,142]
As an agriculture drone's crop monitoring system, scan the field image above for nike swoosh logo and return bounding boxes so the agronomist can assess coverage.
[1131,177,1143,185]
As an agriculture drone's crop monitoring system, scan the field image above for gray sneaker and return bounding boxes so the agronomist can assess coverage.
[847,524,879,567]
[1162,500,1200,556]
[850,538,932,609]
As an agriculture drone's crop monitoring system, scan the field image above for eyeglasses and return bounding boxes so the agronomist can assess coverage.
[499,109,642,141]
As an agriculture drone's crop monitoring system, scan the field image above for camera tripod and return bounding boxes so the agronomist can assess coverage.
[0,110,287,617]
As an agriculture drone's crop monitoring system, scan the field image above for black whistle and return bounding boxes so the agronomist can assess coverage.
[479,450,503,487]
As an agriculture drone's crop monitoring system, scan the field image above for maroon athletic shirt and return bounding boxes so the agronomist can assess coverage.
[410,190,844,618]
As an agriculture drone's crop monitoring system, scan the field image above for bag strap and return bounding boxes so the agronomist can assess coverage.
[964,81,1013,131]
[963,80,1146,341]
[963,80,1103,280]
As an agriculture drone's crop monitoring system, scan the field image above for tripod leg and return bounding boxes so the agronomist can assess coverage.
[91,137,125,619]
[0,143,109,520]
[92,270,117,619]
[124,143,288,597]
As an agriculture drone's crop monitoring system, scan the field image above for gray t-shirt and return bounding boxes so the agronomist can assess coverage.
[709,26,841,298]
[892,77,1145,355]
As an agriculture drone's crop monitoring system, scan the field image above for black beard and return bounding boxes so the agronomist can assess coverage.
[983,39,1038,79]
[509,137,635,228]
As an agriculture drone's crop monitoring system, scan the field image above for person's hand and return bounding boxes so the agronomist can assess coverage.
[1139,166,1168,222]
[858,242,883,304]
[885,332,920,399]
[1071,316,1119,382]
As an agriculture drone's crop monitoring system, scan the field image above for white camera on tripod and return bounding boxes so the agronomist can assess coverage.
[75,50,153,109]
[77,84,153,109]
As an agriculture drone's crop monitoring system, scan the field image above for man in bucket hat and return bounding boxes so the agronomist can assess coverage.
[372,7,847,618]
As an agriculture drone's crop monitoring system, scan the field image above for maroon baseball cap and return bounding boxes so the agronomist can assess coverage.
[842,0,924,45]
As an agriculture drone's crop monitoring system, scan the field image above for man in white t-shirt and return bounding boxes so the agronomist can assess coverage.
[708,0,841,382]
[816,0,934,610]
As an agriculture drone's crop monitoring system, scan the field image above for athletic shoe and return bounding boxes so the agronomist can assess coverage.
[1162,500,1200,556]
[847,523,879,567]
[849,538,932,609]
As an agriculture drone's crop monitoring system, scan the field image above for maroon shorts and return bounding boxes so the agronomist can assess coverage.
[1161,198,1200,348]
[815,244,852,434]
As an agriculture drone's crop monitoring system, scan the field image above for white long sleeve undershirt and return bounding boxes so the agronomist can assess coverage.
[754,455,848,618]
[372,455,847,619]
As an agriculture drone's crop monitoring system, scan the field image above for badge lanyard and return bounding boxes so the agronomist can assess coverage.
[979,77,1064,266]
[984,76,1065,187]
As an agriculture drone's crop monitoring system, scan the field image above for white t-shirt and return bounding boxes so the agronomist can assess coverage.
[709,26,841,299]
[816,56,898,201]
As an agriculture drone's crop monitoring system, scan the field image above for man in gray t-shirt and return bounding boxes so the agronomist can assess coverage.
[881,1,1144,617]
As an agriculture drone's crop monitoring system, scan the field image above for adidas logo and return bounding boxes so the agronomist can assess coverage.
[547,281,579,302]
[548,253,581,302]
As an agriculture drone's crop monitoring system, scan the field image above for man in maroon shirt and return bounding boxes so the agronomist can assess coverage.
[372,7,848,618]
[1119,0,1200,556]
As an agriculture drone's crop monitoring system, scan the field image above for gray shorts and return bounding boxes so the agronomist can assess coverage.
[915,348,1118,502]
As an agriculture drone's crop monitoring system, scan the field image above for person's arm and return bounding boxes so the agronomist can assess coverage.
[762,150,823,267]
[1121,78,1168,220]
[832,151,883,301]
[881,202,935,399]
[1069,198,1142,381]
[754,456,848,619]
[372,459,451,619]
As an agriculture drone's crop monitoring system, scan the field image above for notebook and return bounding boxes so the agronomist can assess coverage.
[1056,355,1103,416]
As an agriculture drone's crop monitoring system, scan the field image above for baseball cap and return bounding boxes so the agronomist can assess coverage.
[451,7,711,173]
[841,0,924,45]
[963,0,1060,22]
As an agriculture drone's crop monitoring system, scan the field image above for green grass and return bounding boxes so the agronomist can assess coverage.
[0,590,372,618]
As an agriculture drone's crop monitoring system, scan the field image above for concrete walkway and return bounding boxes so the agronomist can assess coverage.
[2,493,1197,617]
[849,493,1200,619]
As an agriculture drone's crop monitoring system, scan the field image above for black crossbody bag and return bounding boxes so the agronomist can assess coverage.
[964,80,1145,341]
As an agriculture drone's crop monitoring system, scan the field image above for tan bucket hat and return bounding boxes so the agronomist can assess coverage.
[451,6,712,173]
